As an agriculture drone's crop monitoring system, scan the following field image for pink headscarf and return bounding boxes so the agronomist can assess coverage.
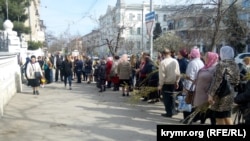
[190,48,200,58]
[203,52,218,69]
[107,57,113,61]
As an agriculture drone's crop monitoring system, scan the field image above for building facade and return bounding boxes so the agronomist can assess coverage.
[81,0,250,57]
[23,0,45,43]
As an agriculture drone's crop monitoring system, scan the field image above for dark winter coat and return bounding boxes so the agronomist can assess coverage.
[85,59,93,74]
[61,60,73,76]
[55,55,63,68]
[140,57,155,85]
[98,61,106,80]
[234,80,250,124]
[177,57,189,74]
[75,60,83,72]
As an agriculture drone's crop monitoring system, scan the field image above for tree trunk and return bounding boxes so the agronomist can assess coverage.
[106,39,115,56]
[115,31,121,55]
[210,0,222,52]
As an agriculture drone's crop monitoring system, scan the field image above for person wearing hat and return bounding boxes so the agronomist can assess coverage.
[110,55,120,91]
[182,47,204,122]
[176,48,189,91]
[26,55,43,95]
[208,46,240,125]
[175,48,190,117]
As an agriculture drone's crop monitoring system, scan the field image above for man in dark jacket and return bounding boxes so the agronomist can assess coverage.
[234,80,250,125]
[75,57,83,83]
[54,52,64,82]
[139,53,154,101]
[98,59,106,92]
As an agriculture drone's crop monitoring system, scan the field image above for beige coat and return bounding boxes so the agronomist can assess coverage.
[117,61,131,80]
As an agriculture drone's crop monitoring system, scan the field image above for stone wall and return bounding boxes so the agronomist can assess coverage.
[0,53,22,116]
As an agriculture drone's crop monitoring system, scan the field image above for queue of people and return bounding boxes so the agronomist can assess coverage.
[155,45,248,125]
[22,46,250,125]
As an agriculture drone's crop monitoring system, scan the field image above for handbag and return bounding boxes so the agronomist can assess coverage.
[35,72,42,79]
[32,64,42,79]
[215,69,231,98]
[41,77,46,83]
[185,83,195,104]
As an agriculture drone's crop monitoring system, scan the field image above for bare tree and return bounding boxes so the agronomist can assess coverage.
[121,39,136,54]
[98,6,138,56]
[105,25,126,56]
[170,0,243,51]
[46,27,79,55]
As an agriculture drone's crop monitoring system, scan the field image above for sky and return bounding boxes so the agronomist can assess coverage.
[40,0,197,37]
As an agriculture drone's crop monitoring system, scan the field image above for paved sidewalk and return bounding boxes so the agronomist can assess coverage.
[0,81,184,141]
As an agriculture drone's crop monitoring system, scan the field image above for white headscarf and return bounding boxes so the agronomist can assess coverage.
[220,46,234,60]
[118,54,128,63]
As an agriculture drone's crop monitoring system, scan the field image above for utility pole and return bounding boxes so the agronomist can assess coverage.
[149,0,153,59]
[141,6,144,52]
[5,0,8,19]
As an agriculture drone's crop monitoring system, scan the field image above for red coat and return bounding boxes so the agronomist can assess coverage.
[106,60,113,81]
[111,74,119,84]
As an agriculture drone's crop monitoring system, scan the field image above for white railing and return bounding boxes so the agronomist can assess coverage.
[0,52,22,117]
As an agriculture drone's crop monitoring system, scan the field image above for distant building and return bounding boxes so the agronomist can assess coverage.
[23,0,45,43]
[81,0,250,55]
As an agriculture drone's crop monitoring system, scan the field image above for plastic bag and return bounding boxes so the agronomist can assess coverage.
[177,95,192,112]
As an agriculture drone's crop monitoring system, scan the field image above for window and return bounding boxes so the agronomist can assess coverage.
[137,14,141,21]
[137,41,141,49]
[168,22,174,30]
[129,27,133,35]
[177,20,184,28]
[137,27,141,35]
[163,14,167,21]
[129,13,133,20]
[155,14,158,21]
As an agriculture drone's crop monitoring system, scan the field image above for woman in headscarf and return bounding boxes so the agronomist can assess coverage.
[110,55,120,91]
[207,46,240,125]
[117,54,131,96]
[193,52,219,125]
[182,47,204,122]
[176,48,189,92]
[106,57,113,88]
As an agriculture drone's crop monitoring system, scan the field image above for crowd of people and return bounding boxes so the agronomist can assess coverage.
[22,46,250,125]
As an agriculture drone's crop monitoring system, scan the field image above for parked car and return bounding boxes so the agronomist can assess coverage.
[235,53,250,64]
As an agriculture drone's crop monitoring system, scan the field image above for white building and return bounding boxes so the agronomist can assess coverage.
[82,0,250,56]
[23,0,45,43]
[82,0,189,57]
